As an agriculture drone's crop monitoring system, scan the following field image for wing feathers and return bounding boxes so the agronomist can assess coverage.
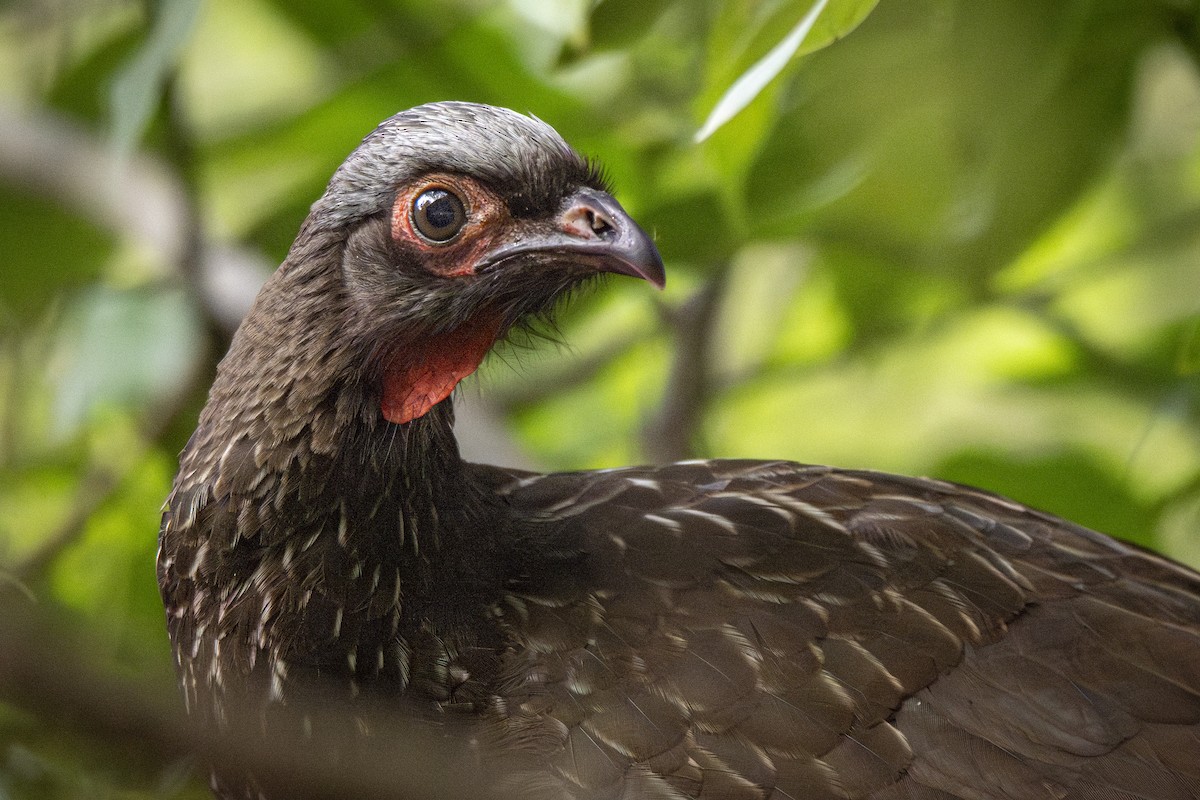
[489,461,1200,799]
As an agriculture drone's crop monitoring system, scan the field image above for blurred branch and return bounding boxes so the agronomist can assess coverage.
[641,267,728,463]
[162,74,233,350]
[0,102,270,336]
[0,601,499,800]
[11,467,118,585]
[467,319,672,467]
[490,327,656,411]
[157,65,234,364]
[455,390,541,469]
[1173,9,1200,74]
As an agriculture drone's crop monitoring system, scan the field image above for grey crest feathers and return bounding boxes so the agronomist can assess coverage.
[310,102,593,231]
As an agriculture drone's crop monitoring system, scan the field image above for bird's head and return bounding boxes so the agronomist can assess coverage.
[279,101,665,426]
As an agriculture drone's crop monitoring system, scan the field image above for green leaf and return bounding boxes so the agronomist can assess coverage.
[109,0,203,156]
[588,0,677,50]
[47,26,144,123]
[0,186,113,323]
[696,0,879,140]
[934,448,1157,548]
[1181,318,1200,375]
[51,447,176,659]
[744,0,1157,275]
[257,0,375,46]
[48,287,202,440]
[696,0,829,141]
[643,190,737,265]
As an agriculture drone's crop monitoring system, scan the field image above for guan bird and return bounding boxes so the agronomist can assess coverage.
[159,102,1200,800]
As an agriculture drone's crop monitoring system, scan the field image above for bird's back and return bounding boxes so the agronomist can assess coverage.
[477,459,1200,799]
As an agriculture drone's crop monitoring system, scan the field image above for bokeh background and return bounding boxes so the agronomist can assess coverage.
[2,0,1199,796]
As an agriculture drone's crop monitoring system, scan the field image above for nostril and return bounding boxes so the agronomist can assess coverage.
[587,209,613,235]
[563,204,615,240]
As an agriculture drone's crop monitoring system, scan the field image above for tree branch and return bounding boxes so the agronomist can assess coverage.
[641,267,728,463]
[0,102,271,336]
[0,601,501,800]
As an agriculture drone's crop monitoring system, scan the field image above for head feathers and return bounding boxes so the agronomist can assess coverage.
[311,102,598,231]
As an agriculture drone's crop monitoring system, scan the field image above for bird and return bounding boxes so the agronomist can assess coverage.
[158,101,1200,800]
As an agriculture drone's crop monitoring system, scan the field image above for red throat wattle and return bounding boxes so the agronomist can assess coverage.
[380,316,503,424]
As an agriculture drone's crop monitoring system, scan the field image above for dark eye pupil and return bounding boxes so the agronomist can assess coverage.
[412,189,466,241]
[423,195,457,228]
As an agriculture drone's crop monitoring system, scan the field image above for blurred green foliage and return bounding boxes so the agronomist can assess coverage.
[1,0,1199,796]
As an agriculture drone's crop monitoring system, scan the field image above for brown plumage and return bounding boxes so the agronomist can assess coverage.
[159,102,1200,800]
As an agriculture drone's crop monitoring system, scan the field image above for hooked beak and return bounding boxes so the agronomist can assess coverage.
[479,187,666,288]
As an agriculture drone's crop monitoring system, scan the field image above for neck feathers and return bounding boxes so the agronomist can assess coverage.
[164,225,482,594]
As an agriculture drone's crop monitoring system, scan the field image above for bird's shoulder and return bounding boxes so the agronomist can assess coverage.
[486,456,1195,612]
[471,458,1200,800]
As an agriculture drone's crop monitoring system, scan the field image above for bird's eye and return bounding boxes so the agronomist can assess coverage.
[411,188,467,242]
